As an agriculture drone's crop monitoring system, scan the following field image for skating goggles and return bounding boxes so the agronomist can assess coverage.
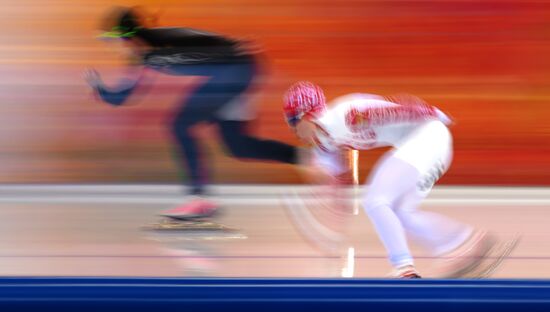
[285,112,305,128]
[98,26,141,39]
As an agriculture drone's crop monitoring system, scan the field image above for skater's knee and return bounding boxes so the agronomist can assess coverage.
[222,133,255,158]
[171,119,194,138]
[362,196,392,216]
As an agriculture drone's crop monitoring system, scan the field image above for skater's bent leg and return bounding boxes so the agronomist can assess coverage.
[363,155,418,268]
[170,64,252,195]
[395,191,472,256]
[171,113,209,195]
[218,120,299,164]
[395,188,473,255]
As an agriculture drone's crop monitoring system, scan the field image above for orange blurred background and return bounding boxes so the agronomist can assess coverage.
[1,0,549,185]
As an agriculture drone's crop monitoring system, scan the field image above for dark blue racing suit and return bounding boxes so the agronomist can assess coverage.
[94,27,298,194]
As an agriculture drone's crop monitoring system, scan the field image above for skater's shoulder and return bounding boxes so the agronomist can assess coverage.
[328,93,391,109]
[325,94,394,119]
[138,27,233,47]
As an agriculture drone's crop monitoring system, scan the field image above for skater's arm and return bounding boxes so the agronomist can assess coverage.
[84,67,150,106]
[312,148,348,176]
[299,148,351,186]
[347,104,438,127]
[96,77,139,106]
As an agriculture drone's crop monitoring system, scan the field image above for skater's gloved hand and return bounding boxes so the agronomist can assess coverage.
[335,170,354,186]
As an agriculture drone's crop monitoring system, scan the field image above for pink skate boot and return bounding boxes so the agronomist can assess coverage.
[161,197,219,220]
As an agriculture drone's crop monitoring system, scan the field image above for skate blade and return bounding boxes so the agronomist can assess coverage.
[461,235,521,279]
[146,232,248,242]
[159,208,221,220]
[143,218,240,232]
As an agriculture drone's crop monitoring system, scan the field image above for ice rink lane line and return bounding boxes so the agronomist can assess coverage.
[0,254,545,261]
[0,195,548,206]
[0,185,549,197]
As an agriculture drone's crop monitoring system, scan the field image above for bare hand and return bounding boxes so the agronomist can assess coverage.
[83,68,102,89]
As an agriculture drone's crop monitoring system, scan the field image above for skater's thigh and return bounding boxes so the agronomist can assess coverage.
[364,153,421,205]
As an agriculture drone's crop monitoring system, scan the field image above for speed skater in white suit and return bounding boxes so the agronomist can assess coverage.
[282,81,496,278]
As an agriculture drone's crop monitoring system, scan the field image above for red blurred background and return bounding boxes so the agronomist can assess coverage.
[0,0,549,185]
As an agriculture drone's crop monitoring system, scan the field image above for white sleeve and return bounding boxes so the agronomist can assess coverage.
[312,148,348,176]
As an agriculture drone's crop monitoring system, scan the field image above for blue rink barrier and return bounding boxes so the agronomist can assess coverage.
[0,278,549,312]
